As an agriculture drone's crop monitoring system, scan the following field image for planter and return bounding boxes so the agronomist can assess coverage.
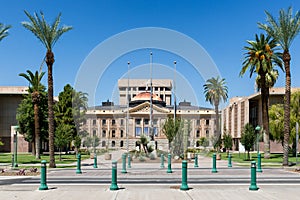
[105,153,112,160]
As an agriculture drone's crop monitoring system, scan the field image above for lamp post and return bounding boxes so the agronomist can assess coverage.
[13,126,18,168]
[255,125,261,156]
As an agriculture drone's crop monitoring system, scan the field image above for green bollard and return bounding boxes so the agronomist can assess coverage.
[257,153,262,172]
[121,154,127,173]
[249,161,259,190]
[11,154,14,168]
[160,154,165,168]
[211,153,218,173]
[180,160,189,190]
[110,161,119,191]
[228,153,232,167]
[39,160,48,190]
[127,154,131,169]
[167,153,173,173]
[194,153,199,168]
[93,153,98,168]
[76,153,82,174]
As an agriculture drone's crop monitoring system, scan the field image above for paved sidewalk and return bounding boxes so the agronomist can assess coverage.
[1,150,300,200]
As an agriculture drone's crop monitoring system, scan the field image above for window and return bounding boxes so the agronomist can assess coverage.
[144,119,149,125]
[206,119,209,125]
[135,119,141,125]
[93,119,96,125]
[153,119,158,125]
[102,130,106,138]
[112,119,116,125]
[102,141,106,147]
[206,130,209,138]
[143,127,149,135]
[120,141,124,147]
[111,141,115,147]
[196,130,200,137]
[93,130,96,137]
[120,119,124,126]
[102,119,106,125]
[112,130,116,138]
[135,127,142,136]
[153,127,158,136]
[120,130,124,138]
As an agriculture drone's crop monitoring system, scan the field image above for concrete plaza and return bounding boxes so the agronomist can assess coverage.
[1,150,300,200]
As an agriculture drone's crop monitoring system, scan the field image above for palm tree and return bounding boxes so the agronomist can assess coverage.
[240,34,282,158]
[22,11,72,167]
[19,70,45,159]
[258,7,300,165]
[0,23,11,42]
[203,76,228,151]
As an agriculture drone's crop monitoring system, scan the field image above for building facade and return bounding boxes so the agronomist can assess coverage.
[221,87,300,152]
[82,79,216,151]
[0,86,29,152]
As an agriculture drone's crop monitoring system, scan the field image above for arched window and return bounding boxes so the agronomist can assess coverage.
[120,141,124,147]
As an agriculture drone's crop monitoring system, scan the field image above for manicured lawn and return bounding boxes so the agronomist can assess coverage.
[218,152,300,166]
[0,153,89,165]
[204,151,300,166]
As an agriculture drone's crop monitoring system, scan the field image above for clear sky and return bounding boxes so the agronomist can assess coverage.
[1,0,300,108]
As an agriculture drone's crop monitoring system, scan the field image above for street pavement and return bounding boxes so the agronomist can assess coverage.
[1,150,300,200]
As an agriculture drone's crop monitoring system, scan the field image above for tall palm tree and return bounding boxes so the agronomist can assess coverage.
[203,76,228,150]
[19,70,45,159]
[240,34,282,158]
[0,23,11,42]
[22,11,72,167]
[258,7,300,165]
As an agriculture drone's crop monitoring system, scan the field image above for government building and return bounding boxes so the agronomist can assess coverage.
[82,79,216,151]
[221,87,300,152]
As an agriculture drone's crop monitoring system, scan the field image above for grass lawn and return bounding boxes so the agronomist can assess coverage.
[0,153,90,166]
[209,152,300,166]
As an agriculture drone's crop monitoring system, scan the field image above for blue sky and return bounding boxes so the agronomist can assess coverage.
[1,0,300,108]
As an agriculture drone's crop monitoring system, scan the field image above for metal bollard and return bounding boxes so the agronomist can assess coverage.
[121,154,127,173]
[110,161,119,191]
[194,153,199,168]
[180,160,189,190]
[249,161,259,190]
[228,153,232,167]
[257,153,262,172]
[76,153,82,174]
[167,153,173,173]
[11,154,14,168]
[39,160,48,190]
[160,154,165,168]
[211,153,218,173]
[93,153,98,168]
[127,154,131,169]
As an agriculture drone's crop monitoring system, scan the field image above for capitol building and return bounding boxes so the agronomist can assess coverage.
[82,79,216,151]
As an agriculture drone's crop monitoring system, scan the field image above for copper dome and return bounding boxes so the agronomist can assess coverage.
[129,92,166,107]
[131,92,162,101]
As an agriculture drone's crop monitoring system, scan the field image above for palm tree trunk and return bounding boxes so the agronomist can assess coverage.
[214,103,220,152]
[46,50,56,168]
[283,50,291,166]
[34,102,41,159]
[259,70,270,159]
[31,141,36,156]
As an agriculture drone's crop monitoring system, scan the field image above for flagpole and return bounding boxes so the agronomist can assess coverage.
[126,61,130,153]
[150,52,153,141]
[173,61,177,121]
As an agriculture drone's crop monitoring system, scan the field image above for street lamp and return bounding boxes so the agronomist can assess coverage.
[13,126,19,168]
[255,125,261,156]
